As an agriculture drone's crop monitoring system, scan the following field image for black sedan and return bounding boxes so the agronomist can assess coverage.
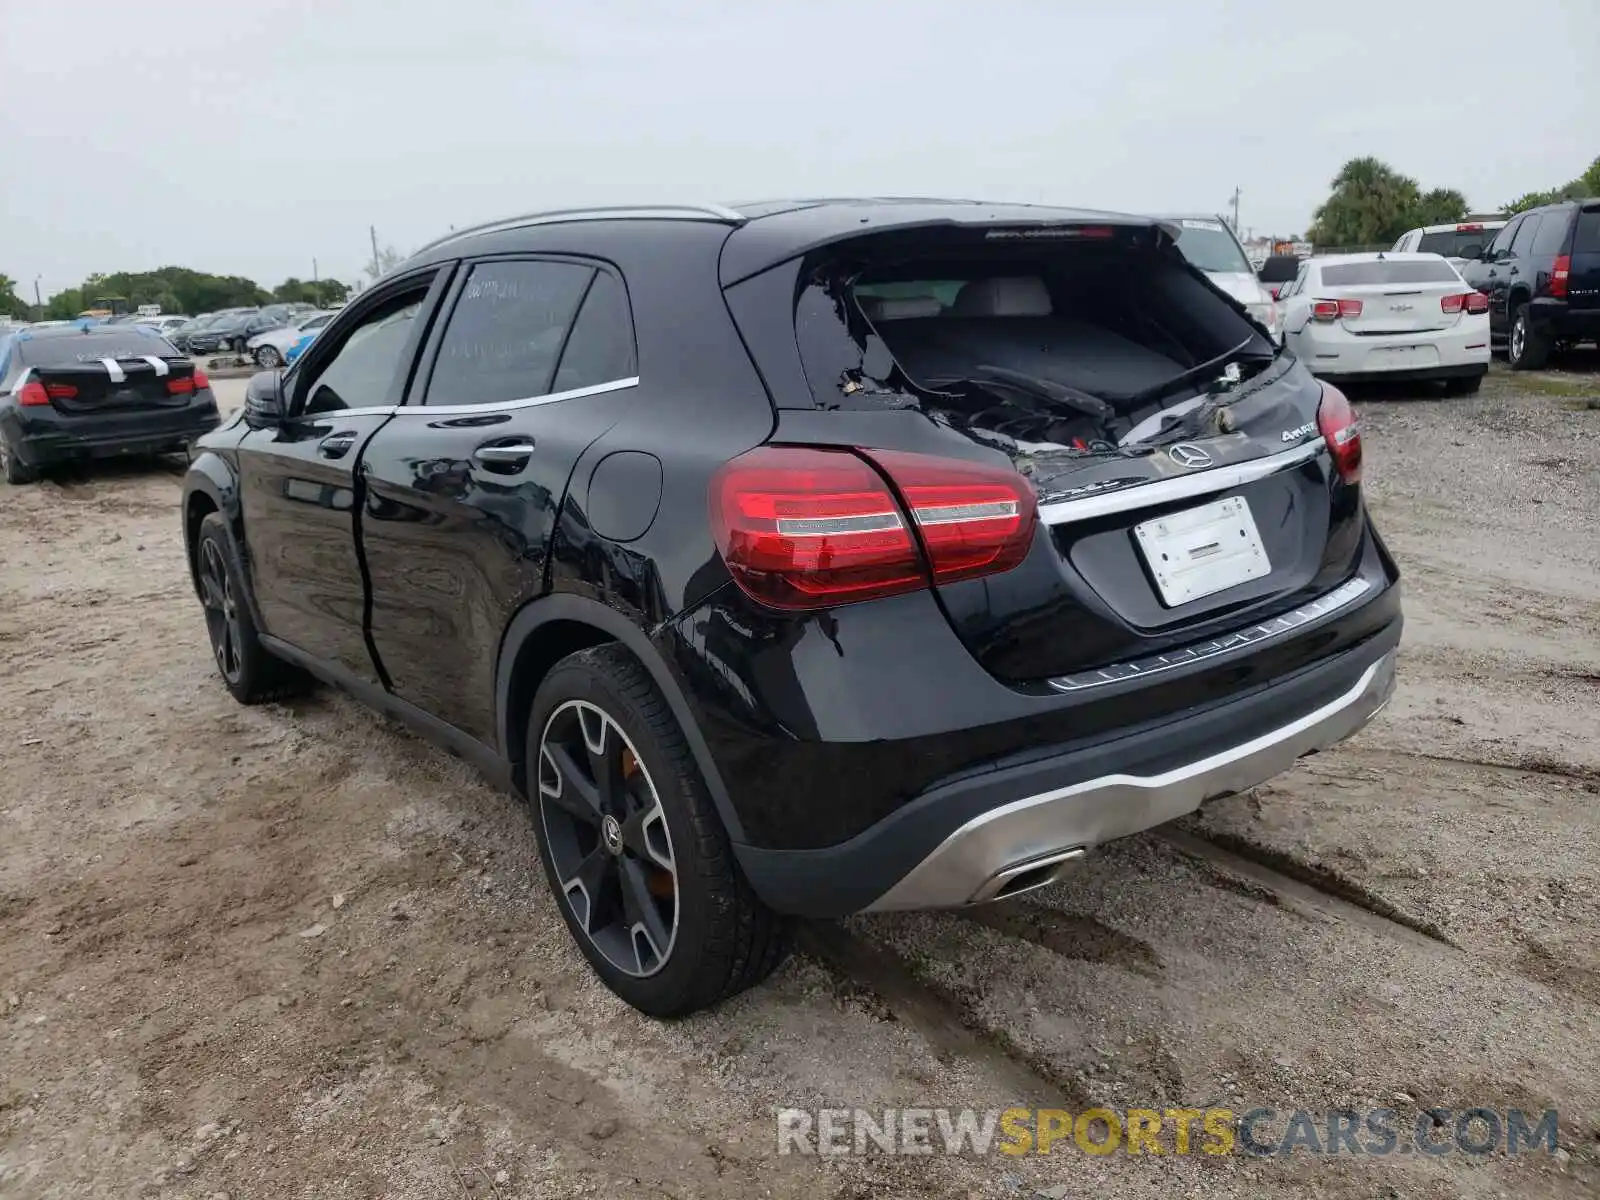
[0,325,220,483]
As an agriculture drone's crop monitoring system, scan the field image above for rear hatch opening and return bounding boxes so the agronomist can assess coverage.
[751,220,1374,686]
[791,223,1318,500]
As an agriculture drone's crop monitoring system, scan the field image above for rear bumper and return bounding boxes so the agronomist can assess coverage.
[868,644,1395,910]
[1295,321,1490,380]
[732,620,1399,916]
[4,399,221,467]
[1316,363,1485,385]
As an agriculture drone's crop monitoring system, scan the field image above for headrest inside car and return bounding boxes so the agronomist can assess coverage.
[858,295,946,322]
[950,276,1053,317]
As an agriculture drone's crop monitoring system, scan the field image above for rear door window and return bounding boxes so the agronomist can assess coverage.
[1320,260,1460,286]
[424,260,594,406]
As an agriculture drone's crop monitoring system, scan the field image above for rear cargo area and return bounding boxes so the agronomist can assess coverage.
[747,222,1380,688]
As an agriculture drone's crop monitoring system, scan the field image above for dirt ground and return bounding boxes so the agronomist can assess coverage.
[2,361,1598,1199]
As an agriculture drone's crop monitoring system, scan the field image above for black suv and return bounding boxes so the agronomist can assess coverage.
[1459,198,1600,368]
[180,200,1402,1015]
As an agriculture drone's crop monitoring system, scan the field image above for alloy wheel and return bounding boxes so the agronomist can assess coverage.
[256,346,282,369]
[1510,317,1525,363]
[537,700,679,978]
[199,540,243,684]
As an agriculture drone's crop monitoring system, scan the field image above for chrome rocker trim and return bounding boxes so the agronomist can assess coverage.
[867,648,1397,911]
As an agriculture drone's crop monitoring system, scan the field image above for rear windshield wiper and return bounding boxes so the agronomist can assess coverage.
[931,365,1114,422]
[1124,336,1266,409]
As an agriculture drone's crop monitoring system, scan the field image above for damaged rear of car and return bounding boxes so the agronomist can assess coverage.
[706,201,1400,916]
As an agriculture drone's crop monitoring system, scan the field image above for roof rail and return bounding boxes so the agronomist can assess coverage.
[410,203,746,258]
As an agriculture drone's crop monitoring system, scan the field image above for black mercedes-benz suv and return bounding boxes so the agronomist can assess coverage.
[180,199,1402,1016]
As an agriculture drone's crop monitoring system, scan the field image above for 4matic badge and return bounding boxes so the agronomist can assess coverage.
[1281,421,1317,443]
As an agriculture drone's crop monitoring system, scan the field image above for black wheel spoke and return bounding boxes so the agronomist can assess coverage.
[578,706,625,807]
[563,845,619,935]
[539,744,604,825]
[619,857,672,972]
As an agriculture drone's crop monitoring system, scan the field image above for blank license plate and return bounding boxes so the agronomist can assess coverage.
[1134,496,1270,607]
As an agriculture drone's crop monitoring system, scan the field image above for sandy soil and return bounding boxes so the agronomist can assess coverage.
[2,363,1598,1198]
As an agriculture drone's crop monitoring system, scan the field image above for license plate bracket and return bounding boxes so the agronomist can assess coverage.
[1134,495,1271,607]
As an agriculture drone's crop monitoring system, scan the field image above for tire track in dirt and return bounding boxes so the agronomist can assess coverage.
[1155,827,1459,950]
[796,920,1090,1109]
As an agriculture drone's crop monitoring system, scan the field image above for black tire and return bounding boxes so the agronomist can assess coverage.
[528,643,788,1017]
[254,345,282,369]
[195,512,311,704]
[1443,373,1484,396]
[1508,305,1550,370]
[1,436,39,485]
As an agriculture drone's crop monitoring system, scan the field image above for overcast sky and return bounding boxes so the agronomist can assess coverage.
[2,0,1595,300]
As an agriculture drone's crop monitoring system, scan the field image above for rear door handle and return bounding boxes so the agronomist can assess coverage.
[473,439,536,465]
[318,431,358,459]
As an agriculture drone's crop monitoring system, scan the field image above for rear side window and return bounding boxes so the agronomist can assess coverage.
[1320,260,1460,286]
[1574,208,1600,254]
[425,260,593,406]
[551,270,636,393]
[1532,213,1571,256]
[1510,216,1542,256]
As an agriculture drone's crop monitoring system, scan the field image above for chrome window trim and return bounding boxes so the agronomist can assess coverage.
[395,375,639,417]
[1045,575,1373,694]
[1037,438,1328,526]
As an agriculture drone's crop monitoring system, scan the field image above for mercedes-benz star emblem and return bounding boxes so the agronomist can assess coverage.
[601,814,624,856]
[1168,443,1213,469]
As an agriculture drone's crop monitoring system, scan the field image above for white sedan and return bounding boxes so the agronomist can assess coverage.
[1278,253,1490,394]
[246,310,337,368]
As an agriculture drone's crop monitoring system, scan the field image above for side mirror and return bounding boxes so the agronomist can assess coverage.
[243,370,287,428]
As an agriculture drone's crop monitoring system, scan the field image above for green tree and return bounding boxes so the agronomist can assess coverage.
[1413,187,1469,226]
[0,274,29,319]
[270,277,349,307]
[1306,158,1424,246]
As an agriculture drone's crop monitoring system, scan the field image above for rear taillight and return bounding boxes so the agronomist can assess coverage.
[168,369,208,395]
[1550,255,1570,299]
[709,445,1037,610]
[17,381,52,406]
[45,383,77,399]
[1442,291,1488,315]
[1311,298,1362,321]
[1317,384,1362,485]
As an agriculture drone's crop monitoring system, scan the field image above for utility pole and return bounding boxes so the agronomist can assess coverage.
[33,276,42,319]
[312,257,319,284]
[1228,187,1242,233]
[369,225,381,279]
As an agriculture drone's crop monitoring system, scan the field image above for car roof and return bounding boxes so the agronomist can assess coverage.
[405,197,1179,287]
[1414,220,1505,233]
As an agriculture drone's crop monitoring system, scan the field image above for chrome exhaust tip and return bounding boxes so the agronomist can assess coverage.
[968,847,1086,905]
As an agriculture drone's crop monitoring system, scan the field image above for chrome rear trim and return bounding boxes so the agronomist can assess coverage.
[1046,576,1372,693]
[1037,439,1327,526]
